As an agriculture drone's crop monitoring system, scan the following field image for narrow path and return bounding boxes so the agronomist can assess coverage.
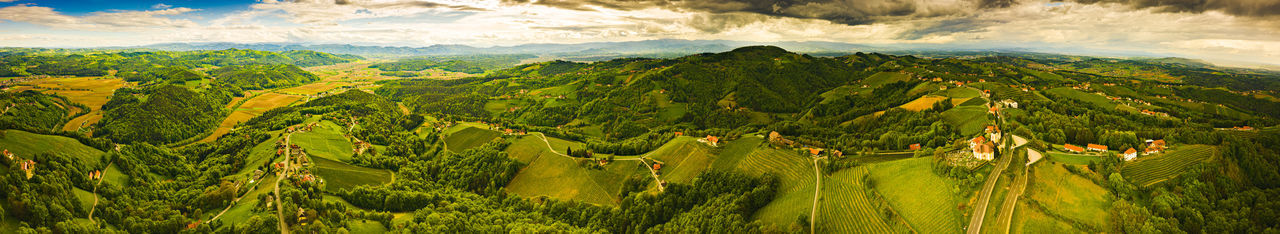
[810,157,823,234]
[274,133,293,234]
[87,160,113,224]
[208,173,266,223]
[533,132,662,190]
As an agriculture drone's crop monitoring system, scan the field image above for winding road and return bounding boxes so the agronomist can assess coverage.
[532,132,664,191]
[273,133,293,234]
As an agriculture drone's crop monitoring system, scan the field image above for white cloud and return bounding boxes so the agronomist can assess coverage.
[152,3,172,9]
[0,4,199,30]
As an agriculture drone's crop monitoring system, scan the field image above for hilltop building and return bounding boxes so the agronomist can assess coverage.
[1122,148,1138,161]
[1087,144,1108,152]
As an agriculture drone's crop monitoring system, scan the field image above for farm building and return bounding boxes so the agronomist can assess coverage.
[808,148,823,156]
[1122,148,1138,161]
[1064,144,1085,153]
[909,144,921,151]
[973,141,995,161]
[1000,99,1019,108]
[1087,144,1108,152]
[699,135,720,147]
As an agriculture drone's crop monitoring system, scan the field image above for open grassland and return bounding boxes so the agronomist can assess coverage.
[293,120,355,161]
[1027,163,1111,228]
[649,137,715,184]
[941,105,989,136]
[862,72,912,87]
[817,167,900,233]
[444,126,501,152]
[224,131,287,180]
[899,95,949,111]
[1122,145,1217,187]
[732,146,817,229]
[0,130,105,167]
[197,92,302,143]
[1045,87,1116,110]
[1047,152,1103,165]
[483,99,526,114]
[868,157,964,234]
[313,156,393,192]
[74,188,97,210]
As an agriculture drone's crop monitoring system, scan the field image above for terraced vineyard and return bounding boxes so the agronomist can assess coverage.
[817,167,901,233]
[735,146,817,229]
[1121,145,1218,187]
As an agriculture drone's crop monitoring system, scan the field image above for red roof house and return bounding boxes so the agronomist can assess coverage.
[1063,144,1085,153]
[1087,144,1108,152]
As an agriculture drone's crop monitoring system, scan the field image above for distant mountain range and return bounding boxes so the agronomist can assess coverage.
[115,40,1280,71]
[126,39,880,57]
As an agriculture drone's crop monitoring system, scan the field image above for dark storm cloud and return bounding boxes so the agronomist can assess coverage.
[1065,0,1280,17]
[897,18,997,40]
[501,0,998,25]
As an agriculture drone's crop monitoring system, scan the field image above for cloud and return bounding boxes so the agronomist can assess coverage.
[152,3,172,9]
[249,0,487,25]
[1068,0,1280,17]
[0,4,199,30]
[502,0,992,25]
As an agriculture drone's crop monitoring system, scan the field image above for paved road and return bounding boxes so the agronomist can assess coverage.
[967,145,1012,234]
[995,155,1030,233]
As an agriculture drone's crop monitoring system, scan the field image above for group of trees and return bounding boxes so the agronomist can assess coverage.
[95,84,234,144]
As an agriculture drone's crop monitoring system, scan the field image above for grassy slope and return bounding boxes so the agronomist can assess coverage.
[504,136,644,206]
[0,130,106,167]
[292,120,355,161]
[444,127,500,152]
[868,157,964,234]
[313,156,394,192]
[649,137,716,184]
[1025,163,1112,228]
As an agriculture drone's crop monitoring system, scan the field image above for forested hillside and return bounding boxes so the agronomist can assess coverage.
[94,84,235,144]
[210,64,319,90]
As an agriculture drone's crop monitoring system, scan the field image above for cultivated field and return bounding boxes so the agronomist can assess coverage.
[444,127,501,152]
[1121,145,1217,187]
[733,146,817,230]
[868,157,964,234]
[13,77,129,131]
[817,167,901,233]
[941,105,990,136]
[277,81,353,95]
[313,156,393,192]
[899,95,949,111]
[197,92,302,143]
[292,120,355,161]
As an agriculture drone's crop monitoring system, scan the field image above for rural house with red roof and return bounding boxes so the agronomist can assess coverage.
[1087,144,1108,152]
[1122,148,1138,161]
[1063,144,1085,153]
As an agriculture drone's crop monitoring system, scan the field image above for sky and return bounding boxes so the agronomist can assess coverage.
[0,0,1278,67]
